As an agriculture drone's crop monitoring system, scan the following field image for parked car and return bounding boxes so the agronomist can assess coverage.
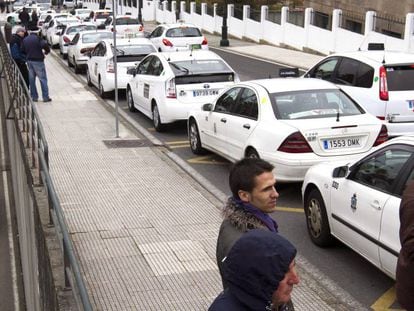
[73,8,93,21]
[58,22,96,59]
[46,15,78,47]
[126,50,237,131]
[86,37,156,97]
[67,30,112,73]
[188,78,388,182]
[93,9,112,25]
[302,135,414,279]
[304,48,414,137]
[103,15,144,36]
[40,13,72,38]
[147,22,208,52]
[7,5,41,23]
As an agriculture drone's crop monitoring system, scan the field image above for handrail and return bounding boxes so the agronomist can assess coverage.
[0,30,92,311]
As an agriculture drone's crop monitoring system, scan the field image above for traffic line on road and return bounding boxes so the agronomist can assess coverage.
[166,140,190,149]
[188,155,228,165]
[371,285,403,311]
[275,206,304,213]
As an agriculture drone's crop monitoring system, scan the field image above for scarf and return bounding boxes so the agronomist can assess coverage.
[233,197,278,232]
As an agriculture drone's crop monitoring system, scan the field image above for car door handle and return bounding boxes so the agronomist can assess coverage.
[220,118,227,123]
[370,200,381,210]
[243,124,251,129]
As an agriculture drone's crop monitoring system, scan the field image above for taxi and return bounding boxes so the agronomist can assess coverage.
[93,9,113,25]
[58,22,96,59]
[103,14,144,37]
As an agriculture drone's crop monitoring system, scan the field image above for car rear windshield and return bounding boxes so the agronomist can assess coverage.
[386,65,414,91]
[271,89,365,120]
[116,17,140,25]
[169,59,232,76]
[113,44,156,62]
[67,25,96,34]
[82,32,112,43]
[166,27,202,38]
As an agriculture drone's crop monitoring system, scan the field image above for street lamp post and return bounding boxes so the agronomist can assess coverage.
[112,0,119,137]
[137,0,142,24]
[220,0,229,46]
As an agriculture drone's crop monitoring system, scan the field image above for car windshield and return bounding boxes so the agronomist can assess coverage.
[271,89,365,120]
[82,32,112,43]
[166,27,202,38]
[116,17,140,25]
[386,65,414,91]
[113,44,156,56]
[67,24,96,34]
[169,59,232,76]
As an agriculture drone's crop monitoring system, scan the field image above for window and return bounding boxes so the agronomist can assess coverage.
[137,56,154,75]
[309,58,338,81]
[150,26,163,38]
[214,88,241,113]
[231,88,258,119]
[355,62,374,88]
[351,148,413,193]
[386,65,414,91]
[149,57,163,76]
[335,58,359,86]
[166,27,202,38]
[71,33,80,44]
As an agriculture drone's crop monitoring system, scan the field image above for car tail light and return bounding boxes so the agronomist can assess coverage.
[201,37,208,45]
[107,58,115,73]
[278,132,312,153]
[166,78,176,98]
[162,38,173,47]
[139,25,143,32]
[63,36,71,43]
[379,66,389,101]
[373,125,388,146]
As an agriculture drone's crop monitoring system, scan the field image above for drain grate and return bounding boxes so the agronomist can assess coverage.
[102,139,152,148]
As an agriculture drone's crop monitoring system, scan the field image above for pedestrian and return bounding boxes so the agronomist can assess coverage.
[0,0,5,13]
[18,7,30,29]
[209,229,300,311]
[396,180,414,311]
[10,27,29,87]
[4,16,14,44]
[30,8,38,29]
[21,26,52,102]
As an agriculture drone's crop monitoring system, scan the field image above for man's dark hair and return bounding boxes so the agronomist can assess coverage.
[229,158,274,199]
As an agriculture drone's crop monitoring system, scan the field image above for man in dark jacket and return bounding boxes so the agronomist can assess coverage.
[10,27,29,87]
[209,229,299,311]
[4,16,14,43]
[18,7,30,29]
[22,26,51,102]
[396,180,414,311]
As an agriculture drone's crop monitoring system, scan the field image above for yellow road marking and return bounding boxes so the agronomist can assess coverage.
[148,127,155,132]
[188,155,228,165]
[166,140,188,145]
[275,207,303,213]
[371,285,403,311]
[169,144,190,149]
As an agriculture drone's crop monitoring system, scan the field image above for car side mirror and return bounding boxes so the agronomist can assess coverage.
[202,103,213,111]
[126,67,137,76]
[332,165,348,178]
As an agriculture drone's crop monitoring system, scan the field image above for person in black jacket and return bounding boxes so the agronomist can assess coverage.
[29,9,38,29]
[22,26,51,102]
[9,27,29,87]
[18,7,30,29]
[209,229,300,311]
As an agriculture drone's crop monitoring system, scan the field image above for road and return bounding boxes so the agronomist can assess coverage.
[54,45,396,309]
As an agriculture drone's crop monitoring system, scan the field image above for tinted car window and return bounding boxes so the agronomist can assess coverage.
[82,32,112,43]
[149,57,163,76]
[166,27,202,37]
[386,65,414,91]
[355,61,374,88]
[117,17,140,25]
[137,56,154,75]
[169,59,233,76]
[335,58,359,85]
[351,148,413,193]
[309,58,338,80]
[214,88,241,113]
[231,88,258,119]
[72,33,80,44]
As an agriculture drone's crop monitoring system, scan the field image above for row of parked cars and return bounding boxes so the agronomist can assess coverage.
[47,17,414,281]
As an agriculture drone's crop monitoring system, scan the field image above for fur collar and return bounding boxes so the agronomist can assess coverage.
[222,197,267,232]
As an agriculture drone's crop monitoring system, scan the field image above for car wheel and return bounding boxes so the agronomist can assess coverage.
[67,56,73,67]
[189,119,206,154]
[127,87,137,112]
[246,148,259,159]
[152,104,164,132]
[86,68,92,86]
[62,53,67,60]
[99,77,108,98]
[74,58,81,74]
[304,188,334,247]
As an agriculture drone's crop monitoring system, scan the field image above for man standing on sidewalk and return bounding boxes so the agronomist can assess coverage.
[21,26,51,102]
[10,27,29,87]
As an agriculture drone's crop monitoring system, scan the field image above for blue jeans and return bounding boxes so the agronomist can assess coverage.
[27,61,49,100]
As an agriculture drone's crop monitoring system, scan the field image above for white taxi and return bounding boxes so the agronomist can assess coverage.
[46,16,79,47]
[93,9,112,25]
[86,37,156,98]
[59,22,96,59]
[147,22,208,52]
[188,78,388,182]
[67,30,113,73]
[102,15,144,37]
[126,50,237,131]
[302,135,414,278]
[74,8,93,21]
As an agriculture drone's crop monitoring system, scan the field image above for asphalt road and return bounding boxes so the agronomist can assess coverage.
[55,46,396,309]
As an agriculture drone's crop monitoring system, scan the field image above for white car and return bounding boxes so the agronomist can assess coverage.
[188,78,389,182]
[302,135,414,279]
[86,37,156,97]
[73,8,93,21]
[305,48,414,137]
[67,30,113,73]
[102,15,144,37]
[92,9,112,25]
[126,50,238,131]
[59,22,96,58]
[40,13,70,38]
[147,22,208,52]
[46,16,79,47]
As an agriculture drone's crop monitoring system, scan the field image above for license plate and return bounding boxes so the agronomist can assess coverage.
[323,137,361,150]
[189,44,201,50]
[193,89,219,97]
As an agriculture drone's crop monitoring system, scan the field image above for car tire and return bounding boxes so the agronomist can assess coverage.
[99,77,109,98]
[127,87,137,112]
[189,119,206,154]
[152,103,164,132]
[62,53,67,60]
[304,188,335,247]
[246,148,259,159]
[74,58,81,74]
[67,56,73,67]
[86,68,92,86]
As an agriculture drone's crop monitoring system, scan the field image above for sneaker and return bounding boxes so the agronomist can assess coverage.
[43,98,52,102]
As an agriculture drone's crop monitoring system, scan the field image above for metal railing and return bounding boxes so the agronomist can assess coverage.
[0,31,92,311]
[339,10,365,34]
[311,10,331,30]
[374,14,405,38]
